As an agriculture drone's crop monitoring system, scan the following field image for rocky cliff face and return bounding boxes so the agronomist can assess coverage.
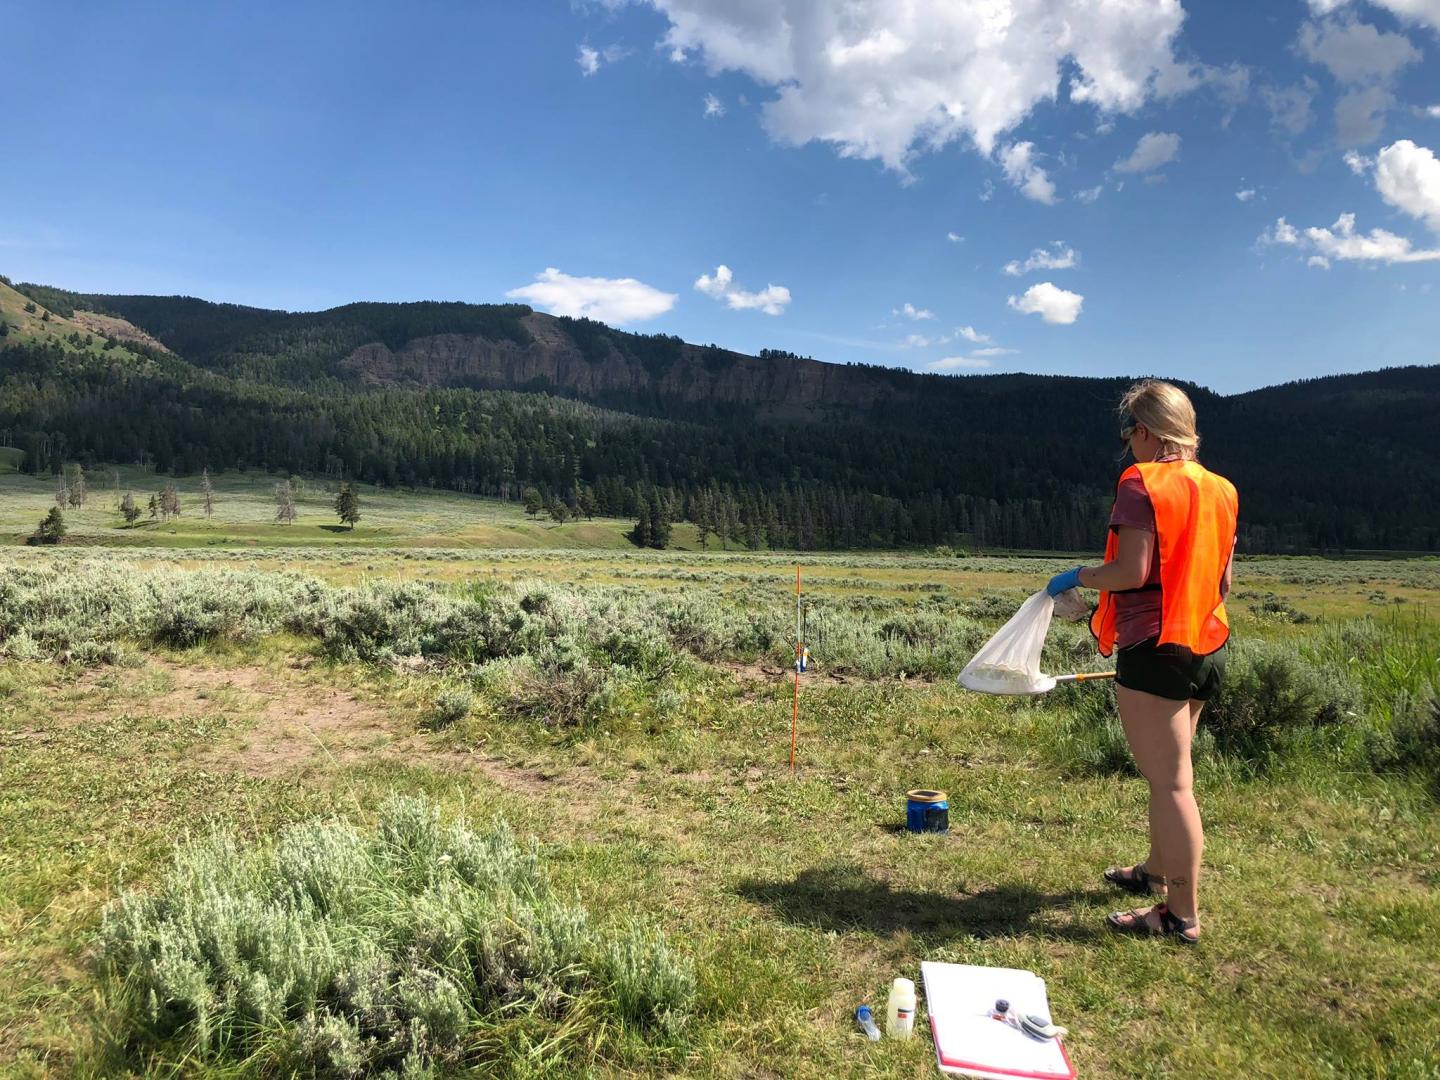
[339,313,926,417]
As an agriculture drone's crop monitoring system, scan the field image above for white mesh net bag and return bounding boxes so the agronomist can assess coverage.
[958,589,1062,695]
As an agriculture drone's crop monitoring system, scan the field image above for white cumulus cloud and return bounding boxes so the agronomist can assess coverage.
[1296,15,1421,144]
[1427,105,1440,117]
[578,42,630,76]
[694,264,792,315]
[1003,241,1078,275]
[1115,131,1181,173]
[1236,188,1257,201]
[703,92,726,118]
[1297,17,1421,83]
[1344,149,1374,174]
[958,326,991,344]
[1306,0,1440,32]
[1335,85,1394,146]
[946,231,964,243]
[998,142,1057,204]
[1307,213,1440,261]
[1008,282,1084,324]
[895,302,935,321]
[1260,213,1440,263]
[1374,139,1440,233]
[642,0,1216,176]
[507,268,677,324]
[1262,81,1317,136]
[1263,217,1301,245]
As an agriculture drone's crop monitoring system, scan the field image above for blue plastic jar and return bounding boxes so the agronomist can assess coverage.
[905,789,949,833]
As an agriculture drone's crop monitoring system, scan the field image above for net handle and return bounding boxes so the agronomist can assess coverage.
[1051,671,1117,684]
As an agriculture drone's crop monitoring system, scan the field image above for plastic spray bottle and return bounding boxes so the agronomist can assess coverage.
[854,1005,881,1041]
[885,978,916,1039]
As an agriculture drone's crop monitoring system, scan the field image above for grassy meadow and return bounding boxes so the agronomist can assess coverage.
[1,472,1438,1078]
[0,467,668,551]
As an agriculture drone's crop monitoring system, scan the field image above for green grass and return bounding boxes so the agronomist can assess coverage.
[0,282,148,365]
[0,514,1438,1075]
[0,468,665,550]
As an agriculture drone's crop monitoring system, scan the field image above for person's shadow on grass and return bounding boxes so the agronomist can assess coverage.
[733,862,1106,944]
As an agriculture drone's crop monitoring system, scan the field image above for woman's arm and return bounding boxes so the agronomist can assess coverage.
[1077,526,1153,592]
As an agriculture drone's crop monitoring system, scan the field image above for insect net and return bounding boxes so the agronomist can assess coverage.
[958,590,1062,695]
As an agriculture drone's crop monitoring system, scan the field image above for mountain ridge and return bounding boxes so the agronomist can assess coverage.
[18,282,1428,412]
[3,279,1438,552]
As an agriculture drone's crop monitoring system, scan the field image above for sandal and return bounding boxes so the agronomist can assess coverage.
[1103,863,1164,895]
[1105,902,1199,944]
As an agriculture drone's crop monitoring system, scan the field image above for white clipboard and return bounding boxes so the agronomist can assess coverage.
[921,962,1076,1080]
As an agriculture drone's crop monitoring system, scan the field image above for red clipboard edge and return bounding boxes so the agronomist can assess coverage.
[930,1016,1077,1080]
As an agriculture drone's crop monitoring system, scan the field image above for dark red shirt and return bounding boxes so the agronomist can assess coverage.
[1108,474,1163,649]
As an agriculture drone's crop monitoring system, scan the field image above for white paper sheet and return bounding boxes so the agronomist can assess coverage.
[921,962,1075,1080]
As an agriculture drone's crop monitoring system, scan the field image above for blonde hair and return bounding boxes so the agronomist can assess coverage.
[1119,379,1200,459]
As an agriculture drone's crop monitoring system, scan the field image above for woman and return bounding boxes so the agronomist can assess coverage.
[1045,380,1237,944]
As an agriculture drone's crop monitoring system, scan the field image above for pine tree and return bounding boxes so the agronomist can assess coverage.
[629,503,652,548]
[120,492,140,526]
[201,468,215,519]
[27,508,66,546]
[521,486,543,518]
[694,490,713,550]
[335,483,361,530]
[147,494,159,520]
[161,483,180,519]
[722,493,740,548]
[647,490,671,550]
[577,485,598,520]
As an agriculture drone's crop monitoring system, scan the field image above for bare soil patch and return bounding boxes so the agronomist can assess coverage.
[417,750,599,798]
[70,310,173,353]
[154,663,395,777]
[59,661,642,818]
[722,660,859,685]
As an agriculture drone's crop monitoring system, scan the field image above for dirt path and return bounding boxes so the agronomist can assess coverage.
[49,659,676,837]
[134,662,396,776]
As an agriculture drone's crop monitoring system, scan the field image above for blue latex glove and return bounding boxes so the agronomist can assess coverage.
[1046,567,1083,597]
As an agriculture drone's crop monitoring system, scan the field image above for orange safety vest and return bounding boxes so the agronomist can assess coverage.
[1090,459,1238,658]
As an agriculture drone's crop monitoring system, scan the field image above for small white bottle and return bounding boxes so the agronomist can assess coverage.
[885,977,916,1039]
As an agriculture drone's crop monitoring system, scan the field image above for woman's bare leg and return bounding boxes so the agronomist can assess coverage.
[1117,684,1203,927]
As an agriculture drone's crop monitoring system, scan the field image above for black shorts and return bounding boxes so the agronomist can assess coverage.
[1115,638,1227,702]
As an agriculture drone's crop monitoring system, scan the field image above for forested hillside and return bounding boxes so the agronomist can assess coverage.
[2,278,1437,552]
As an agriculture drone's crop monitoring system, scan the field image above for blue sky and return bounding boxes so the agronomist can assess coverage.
[2,0,1438,393]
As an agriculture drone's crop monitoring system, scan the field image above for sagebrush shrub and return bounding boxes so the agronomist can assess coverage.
[425,687,474,730]
[1203,640,1362,761]
[97,797,696,1075]
[1367,686,1440,794]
